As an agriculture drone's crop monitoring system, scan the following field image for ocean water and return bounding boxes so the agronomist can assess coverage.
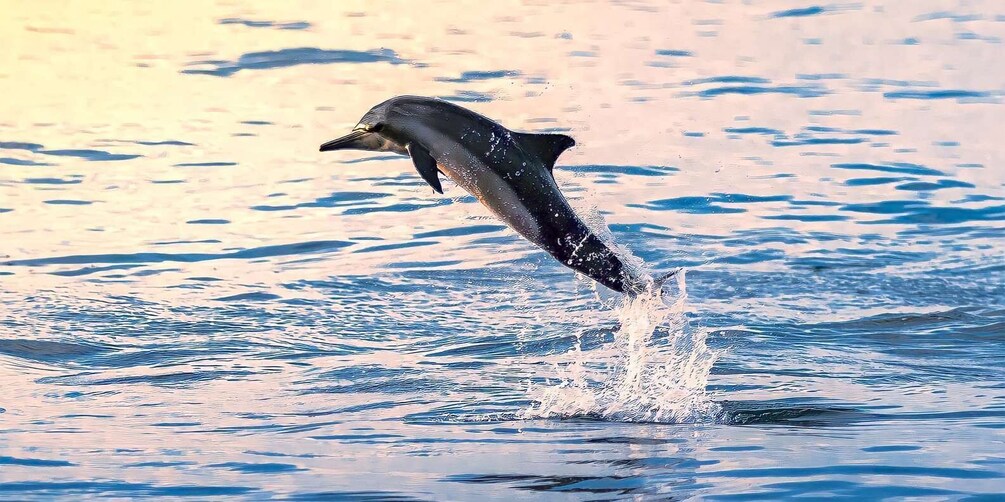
[1,0,1004,499]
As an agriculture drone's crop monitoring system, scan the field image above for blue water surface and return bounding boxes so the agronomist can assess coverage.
[1,1,1004,500]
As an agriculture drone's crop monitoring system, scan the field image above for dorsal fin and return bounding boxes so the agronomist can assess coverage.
[512,132,575,171]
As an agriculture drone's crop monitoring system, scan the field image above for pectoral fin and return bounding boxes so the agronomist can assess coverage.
[407,143,443,194]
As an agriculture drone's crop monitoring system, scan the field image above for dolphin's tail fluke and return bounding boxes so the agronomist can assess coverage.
[653,267,683,296]
[623,268,683,298]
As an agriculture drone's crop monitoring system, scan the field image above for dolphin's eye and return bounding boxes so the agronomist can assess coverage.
[370,123,384,133]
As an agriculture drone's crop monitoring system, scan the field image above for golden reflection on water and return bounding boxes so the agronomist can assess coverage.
[1,0,1002,298]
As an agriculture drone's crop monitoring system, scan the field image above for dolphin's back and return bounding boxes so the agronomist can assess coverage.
[386,97,525,167]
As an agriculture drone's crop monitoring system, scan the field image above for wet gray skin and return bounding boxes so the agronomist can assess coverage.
[320,95,659,294]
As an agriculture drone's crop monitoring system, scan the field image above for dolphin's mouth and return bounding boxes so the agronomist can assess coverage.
[319,130,371,152]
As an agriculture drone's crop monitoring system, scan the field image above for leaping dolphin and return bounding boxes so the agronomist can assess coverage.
[320,95,671,295]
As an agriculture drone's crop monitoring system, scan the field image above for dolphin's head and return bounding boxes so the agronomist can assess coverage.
[319,99,408,155]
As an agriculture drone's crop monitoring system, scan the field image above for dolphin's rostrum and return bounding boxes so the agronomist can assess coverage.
[320,95,670,295]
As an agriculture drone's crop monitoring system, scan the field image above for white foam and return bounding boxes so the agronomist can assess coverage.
[521,270,722,423]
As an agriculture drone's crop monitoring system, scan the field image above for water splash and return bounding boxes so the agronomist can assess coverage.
[521,271,722,423]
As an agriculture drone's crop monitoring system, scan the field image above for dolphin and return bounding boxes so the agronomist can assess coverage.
[320,95,671,295]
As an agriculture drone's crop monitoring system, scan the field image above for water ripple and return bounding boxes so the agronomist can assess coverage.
[3,240,355,267]
[182,47,409,77]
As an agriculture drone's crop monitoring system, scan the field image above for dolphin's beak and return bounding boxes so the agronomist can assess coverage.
[319,130,372,152]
